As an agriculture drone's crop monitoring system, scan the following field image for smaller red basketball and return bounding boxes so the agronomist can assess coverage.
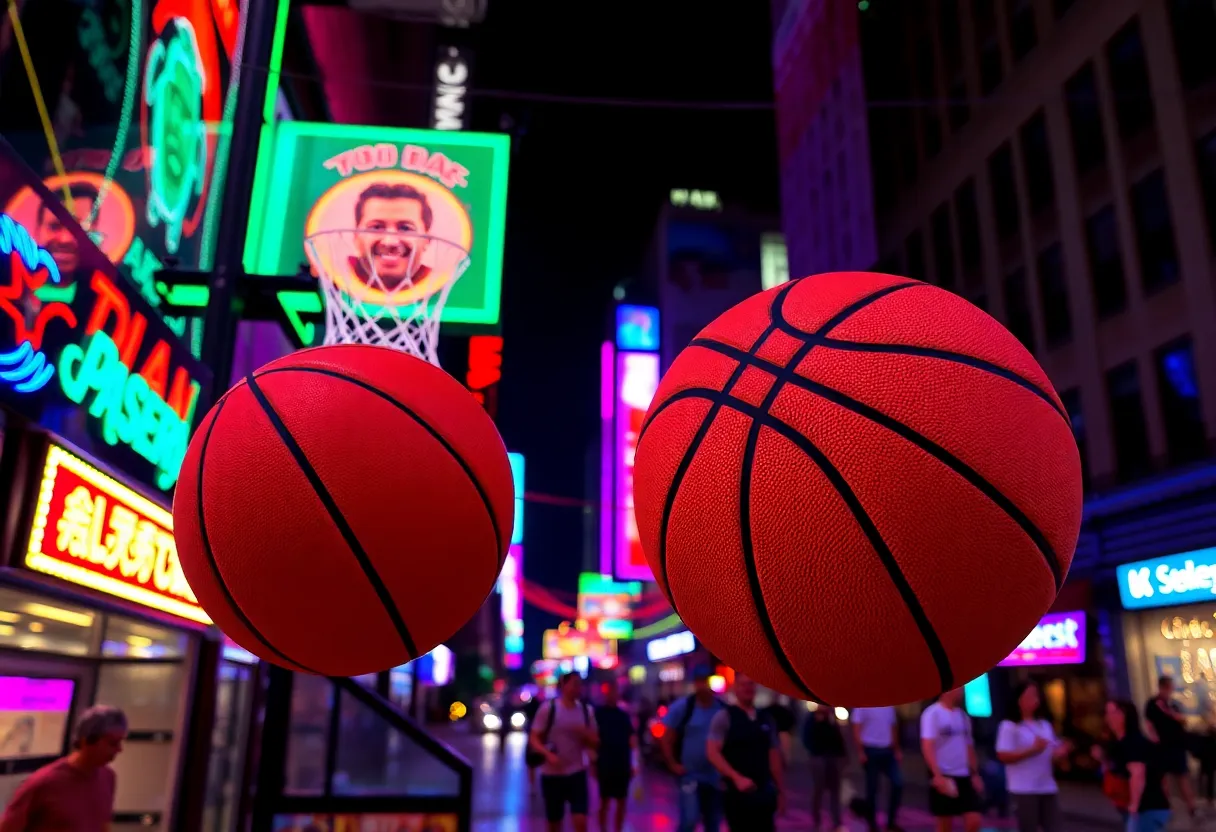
[172,345,515,676]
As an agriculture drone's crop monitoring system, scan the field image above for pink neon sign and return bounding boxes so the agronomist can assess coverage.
[600,341,615,575]
[615,351,659,581]
[501,544,524,670]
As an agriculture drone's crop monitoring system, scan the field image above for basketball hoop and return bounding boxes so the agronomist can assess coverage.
[303,228,471,365]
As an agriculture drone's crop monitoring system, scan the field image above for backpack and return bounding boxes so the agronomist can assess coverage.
[526,700,590,768]
[673,694,720,762]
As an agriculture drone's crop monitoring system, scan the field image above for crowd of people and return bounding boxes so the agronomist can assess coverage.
[521,668,1216,832]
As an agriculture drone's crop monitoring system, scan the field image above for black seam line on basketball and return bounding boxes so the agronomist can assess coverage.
[637,280,916,446]
[650,281,922,638]
[194,396,326,675]
[658,386,956,693]
[253,366,506,570]
[245,373,420,660]
[686,338,1065,591]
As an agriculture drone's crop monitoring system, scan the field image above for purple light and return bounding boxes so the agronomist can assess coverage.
[0,677,74,711]
[600,342,615,575]
[614,351,659,581]
[998,612,1087,667]
[501,544,524,668]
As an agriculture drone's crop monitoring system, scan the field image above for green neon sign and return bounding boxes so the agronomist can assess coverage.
[57,330,197,490]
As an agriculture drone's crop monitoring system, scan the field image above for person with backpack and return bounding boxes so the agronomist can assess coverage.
[593,681,636,832]
[529,672,599,832]
[706,673,785,832]
[661,665,725,832]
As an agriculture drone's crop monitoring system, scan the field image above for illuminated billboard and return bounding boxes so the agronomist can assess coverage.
[614,351,660,581]
[244,123,510,332]
[615,305,659,352]
[0,146,210,495]
[577,573,642,640]
[998,612,1086,667]
[500,452,525,670]
[543,622,613,662]
[25,444,209,624]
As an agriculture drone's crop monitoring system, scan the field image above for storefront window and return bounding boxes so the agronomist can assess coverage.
[203,660,255,832]
[1125,603,1216,721]
[0,587,98,656]
[284,673,333,795]
[101,615,189,659]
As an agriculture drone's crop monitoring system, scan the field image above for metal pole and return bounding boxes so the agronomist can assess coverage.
[198,0,280,409]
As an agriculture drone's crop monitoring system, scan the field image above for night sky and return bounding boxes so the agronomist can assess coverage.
[469,3,781,661]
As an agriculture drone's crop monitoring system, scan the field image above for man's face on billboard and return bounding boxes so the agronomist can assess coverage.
[35,197,90,273]
[354,196,430,289]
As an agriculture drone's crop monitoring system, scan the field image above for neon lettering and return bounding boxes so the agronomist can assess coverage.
[57,331,192,489]
[322,144,470,189]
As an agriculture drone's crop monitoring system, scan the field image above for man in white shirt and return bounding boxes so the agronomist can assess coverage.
[851,706,905,832]
[920,689,983,832]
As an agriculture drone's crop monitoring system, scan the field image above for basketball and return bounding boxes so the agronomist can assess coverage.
[633,272,1083,706]
[172,344,515,676]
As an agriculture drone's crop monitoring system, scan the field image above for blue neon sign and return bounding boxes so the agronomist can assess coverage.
[0,213,67,394]
[615,304,660,352]
[508,452,524,545]
[1117,547,1216,610]
[964,673,992,718]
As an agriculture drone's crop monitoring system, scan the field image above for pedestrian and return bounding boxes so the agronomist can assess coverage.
[920,687,984,832]
[593,682,635,832]
[660,665,725,832]
[851,705,905,832]
[1094,699,1171,832]
[1198,705,1216,807]
[529,673,599,832]
[802,704,846,832]
[1144,675,1197,819]
[764,695,797,760]
[0,704,127,832]
[994,681,1070,832]
[705,673,785,832]
[525,689,547,795]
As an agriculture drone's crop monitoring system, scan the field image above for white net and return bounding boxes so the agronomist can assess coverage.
[303,228,471,365]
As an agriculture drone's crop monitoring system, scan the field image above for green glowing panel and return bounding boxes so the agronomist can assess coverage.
[277,289,323,346]
[244,122,511,330]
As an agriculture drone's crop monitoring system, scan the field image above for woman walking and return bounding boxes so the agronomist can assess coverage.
[1093,699,1171,832]
[994,682,1070,832]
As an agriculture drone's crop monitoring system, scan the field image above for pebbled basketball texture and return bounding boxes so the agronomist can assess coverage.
[633,272,1083,706]
[172,344,515,677]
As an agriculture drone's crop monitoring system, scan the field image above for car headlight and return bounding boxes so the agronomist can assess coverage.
[483,713,502,731]
[511,711,527,729]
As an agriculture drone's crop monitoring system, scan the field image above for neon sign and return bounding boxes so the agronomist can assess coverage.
[0,215,76,394]
[144,17,208,254]
[614,351,659,581]
[57,270,199,489]
[998,611,1087,667]
[467,335,502,416]
[500,453,524,670]
[25,444,210,624]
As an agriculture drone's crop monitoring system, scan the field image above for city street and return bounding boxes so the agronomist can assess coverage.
[437,727,1125,832]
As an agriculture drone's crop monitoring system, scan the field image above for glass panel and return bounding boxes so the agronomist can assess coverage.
[389,665,413,711]
[95,662,186,732]
[111,739,175,825]
[284,673,332,795]
[102,616,189,659]
[203,661,254,832]
[0,588,99,656]
[333,689,460,797]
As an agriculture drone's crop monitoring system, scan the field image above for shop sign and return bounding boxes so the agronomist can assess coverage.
[646,629,696,663]
[24,444,210,625]
[1117,547,1216,610]
[998,611,1086,667]
[0,142,209,496]
[658,663,685,683]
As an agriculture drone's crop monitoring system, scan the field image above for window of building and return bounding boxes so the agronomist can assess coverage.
[1106,18,1156,139]
[1009,0,1038,60]
[1058,387,1089,489]
[1085,205,1128,318]
[1169,0,1216,90]
[1106,360,1153,481]
[931,203,957,289]
[1196,129,1216,246]
[1065,63,1105,175]
[1154,336,1208,464]
[906,230,927,282]
[988,143,1020,239]
[1002,268,1036,351]
[1036,244,1072,346]
[1020,110,1055,213]
[955,179,983,287]
[1130,169,1180,293]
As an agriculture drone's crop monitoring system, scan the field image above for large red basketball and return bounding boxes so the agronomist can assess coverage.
[172,344,514,676]
[634,272,1082,706]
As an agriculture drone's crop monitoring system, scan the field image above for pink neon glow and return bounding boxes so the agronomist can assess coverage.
[0,677,74,711]
[600,342,615,576]
[615,351,660,581]
[501,545,524,669]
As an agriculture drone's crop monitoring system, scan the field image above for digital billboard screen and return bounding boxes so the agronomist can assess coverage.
[614,351,659,582]
[998,611,1086,667]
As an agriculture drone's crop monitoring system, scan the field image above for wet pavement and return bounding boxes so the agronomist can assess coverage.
[436,727,1124,831]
